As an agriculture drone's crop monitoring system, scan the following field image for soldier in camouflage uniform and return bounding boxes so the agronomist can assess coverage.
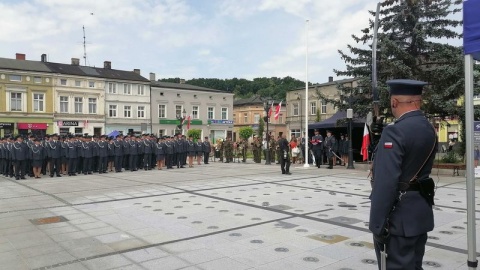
[224,137,234,163]
[269,136,276,163]
[252,136,262,163]
[216,138,224,162]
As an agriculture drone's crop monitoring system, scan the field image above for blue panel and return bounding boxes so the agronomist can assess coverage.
[464,0,480,60]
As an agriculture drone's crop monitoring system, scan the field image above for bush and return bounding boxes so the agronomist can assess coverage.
[441,151,459,163]
[187,129,202,141]
[239,127,254,140]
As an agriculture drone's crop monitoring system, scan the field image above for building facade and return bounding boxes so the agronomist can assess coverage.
[285,77,357,139]
[0,54,55,137]
[102,63,151,135]
[233,96,287,141]
[150,77,234,142]
[46,59,106,136]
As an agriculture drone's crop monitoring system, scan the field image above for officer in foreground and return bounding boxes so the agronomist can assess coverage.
[369,79,437,269]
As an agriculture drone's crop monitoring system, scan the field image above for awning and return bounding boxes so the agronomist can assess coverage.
[308,110,365,129]
[464,0,480,60]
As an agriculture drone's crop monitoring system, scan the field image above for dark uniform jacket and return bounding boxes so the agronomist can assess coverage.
[66,141,77,159]
[97,141,108,157]
[369,110,437,237]
[12,141,29,161]
[29,144,45,160]
[47,140,62,159]
[113,140,123,156]
[203,141,211,153]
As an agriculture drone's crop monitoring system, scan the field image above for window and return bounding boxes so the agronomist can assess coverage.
[34,77,42,83]
[221,107,228,120]
[10,93,22,111]
[74,97,83,113]
[60,96,69,113]
[137,85,145,95]
[33,93,44,112]
[158,129,165,137]
[137,106,145,118]
[108,83,116,94]
[124,105,131,118]
[175,105,183,118]
[88,98,97,114]
[60,79,67,86]
[192,106,199,119]
[244,113,248,124]
[89,81,95,88]
[254,113,260,123]
[9,75,21,82]
[292,103,299,116]
[158,104,166,118]
[291,129,301,139]
[207,107,214,120]
[75,80,81,87]
[278,114,283,123]
[321,100,327,114]
[123,84,131,95]
[74,127,83,134]
[109,105,117,117]
[310,102,317,115]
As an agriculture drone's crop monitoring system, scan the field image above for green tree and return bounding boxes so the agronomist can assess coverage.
[239,126,254,140]
[316,0,480,157]
[258,117,265,139]
[187,129,202,141]
[316,107,321,122]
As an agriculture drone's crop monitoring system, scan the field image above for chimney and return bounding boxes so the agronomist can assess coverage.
[149,72,156,81]
[104,61,111,69]
[133,69,140,75]
[180,79,185,84]
[16,53,26,60]
[71,58,80,66]
[328,76,334,82]
[41,54,47,62]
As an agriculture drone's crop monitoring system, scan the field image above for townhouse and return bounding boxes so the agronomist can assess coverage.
[150,75,234,141]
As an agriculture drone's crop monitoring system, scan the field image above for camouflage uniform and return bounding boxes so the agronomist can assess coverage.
[269,138,276,163]
[224,138,234,163]
[253,138,262,163]
[241,139,248,163]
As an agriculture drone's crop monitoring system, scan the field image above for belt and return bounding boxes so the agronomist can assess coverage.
[400,182,421,192]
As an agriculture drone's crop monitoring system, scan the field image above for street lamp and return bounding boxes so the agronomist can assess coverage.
[347,97,355,169]
[176,108,187,134]
[263,99,272,165]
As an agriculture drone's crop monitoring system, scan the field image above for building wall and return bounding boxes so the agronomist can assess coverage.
[0,69,54,136]
[53,75,106,136]
[105,81,151,135]
[233,103,287,141]
[151,86,234,141]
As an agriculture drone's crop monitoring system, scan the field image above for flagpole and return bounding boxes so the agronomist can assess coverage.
[304,19,310,168]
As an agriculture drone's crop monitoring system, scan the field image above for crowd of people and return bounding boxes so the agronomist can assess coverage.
[0,133,217,180]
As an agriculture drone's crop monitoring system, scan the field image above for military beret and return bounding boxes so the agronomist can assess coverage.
[387,79,428,96]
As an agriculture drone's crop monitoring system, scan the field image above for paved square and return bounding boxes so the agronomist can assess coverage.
[0,162,478,270]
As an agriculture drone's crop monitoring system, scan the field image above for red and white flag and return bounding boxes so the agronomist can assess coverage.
[187,114,192,130]
[274,101,282,120]
[268,102,274,118]
[361,123,370,161]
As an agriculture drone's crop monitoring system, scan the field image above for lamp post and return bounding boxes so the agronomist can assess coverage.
[263,100,271,165]
[347,91,355,169]
[176,108,187,134]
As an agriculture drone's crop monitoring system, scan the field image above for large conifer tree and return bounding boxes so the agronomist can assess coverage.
[318,0,470,121]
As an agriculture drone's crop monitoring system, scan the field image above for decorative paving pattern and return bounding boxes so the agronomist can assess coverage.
[30,216,69,225]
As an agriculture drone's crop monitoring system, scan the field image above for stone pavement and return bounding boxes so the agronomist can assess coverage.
[0,161,479,270]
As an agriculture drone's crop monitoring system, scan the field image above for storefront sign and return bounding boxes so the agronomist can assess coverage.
[58,121,79,127]
[208,120,233,125]
[159,119,203,125]
[17,123,48,130]
[0,123,14,129]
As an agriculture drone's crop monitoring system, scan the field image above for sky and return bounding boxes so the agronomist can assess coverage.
[0,0,462,84]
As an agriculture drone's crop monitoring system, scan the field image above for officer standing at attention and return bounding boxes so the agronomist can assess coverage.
[277,134,291,175]
[310,129,323,168]
[369,80,437,269]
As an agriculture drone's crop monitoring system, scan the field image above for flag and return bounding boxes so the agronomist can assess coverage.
[274,101,282,120]
[268,102,274,118]
[187,114,192,130]
[361,123,370,161]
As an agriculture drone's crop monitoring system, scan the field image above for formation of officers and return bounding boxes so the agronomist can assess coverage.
[0,133,214,180]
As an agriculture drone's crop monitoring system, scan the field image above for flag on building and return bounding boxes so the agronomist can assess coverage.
[268,102,274,118]
[274,101,282,120]
[187,114,192,130]
[361,123,370,161]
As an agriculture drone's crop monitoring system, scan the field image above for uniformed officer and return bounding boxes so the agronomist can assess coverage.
[97,135,108,173]
[277,134,291,175]
[12,135,29,180]
[202,136,211,164]
[164,136,174,169]
[66,135,77,176]
[47,134,62,177]
[310,129,324,168]
[369,79,437,269]
[324,130,335,169]
[113,135,124,172]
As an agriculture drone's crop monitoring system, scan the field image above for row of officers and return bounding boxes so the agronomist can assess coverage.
[0,133,213,180]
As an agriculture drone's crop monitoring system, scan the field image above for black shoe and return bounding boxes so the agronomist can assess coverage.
[180,166,185,168]
[286,172,292,175]
[282,172,285,174]
[50,175,54,177]
[21,177,26,179]
[15,177,20,180]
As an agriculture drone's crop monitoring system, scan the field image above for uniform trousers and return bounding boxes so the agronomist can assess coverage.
[312,149,323,167]
[129,154,137,171]
[0,158,5,174]
[280,156,290,174]
[98,156,107,173]
[49,158,61,176]
[76,158,83,174]
[114,156,123,172]
[203,152,209,164]
[83,157,92,174]
[14,160,26,178]
[143,153,151,169]
[68,158,77,175]
[166,154,173,168]
[374,233,427,270]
